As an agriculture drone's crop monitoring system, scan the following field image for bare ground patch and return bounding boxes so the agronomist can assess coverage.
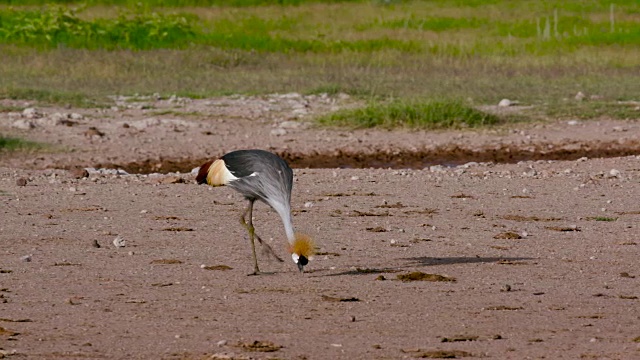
[1,95,640,359]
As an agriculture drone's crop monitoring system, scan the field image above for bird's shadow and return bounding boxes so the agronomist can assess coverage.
[247,271,280,276]
[317,256,534,277]
[403,256,533,267]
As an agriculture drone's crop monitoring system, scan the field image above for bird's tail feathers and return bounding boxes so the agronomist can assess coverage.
[289,233,315,259]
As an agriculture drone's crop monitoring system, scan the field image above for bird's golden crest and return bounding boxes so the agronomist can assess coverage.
[290,233,315,258]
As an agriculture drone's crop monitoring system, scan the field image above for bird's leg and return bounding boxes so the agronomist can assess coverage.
[240,199,260,275]
[254,233,284,263]
[240,202,284,264]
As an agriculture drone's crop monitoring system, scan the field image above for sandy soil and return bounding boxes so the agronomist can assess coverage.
[1,94,639,359]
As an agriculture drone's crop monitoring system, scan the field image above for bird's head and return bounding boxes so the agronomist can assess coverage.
[290,233,315,273]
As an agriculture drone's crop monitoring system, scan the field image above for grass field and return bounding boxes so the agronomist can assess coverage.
[0,0,639,127]
[0,135,46,151]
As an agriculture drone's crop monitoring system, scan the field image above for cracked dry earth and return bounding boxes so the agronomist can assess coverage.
[1,94,640,359]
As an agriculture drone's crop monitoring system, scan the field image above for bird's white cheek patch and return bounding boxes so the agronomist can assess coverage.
[292,253,300,264]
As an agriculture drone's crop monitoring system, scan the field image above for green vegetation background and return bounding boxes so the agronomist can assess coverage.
[0,0,639,129]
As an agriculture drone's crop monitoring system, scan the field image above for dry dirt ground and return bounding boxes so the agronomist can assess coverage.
[1,94,640,359]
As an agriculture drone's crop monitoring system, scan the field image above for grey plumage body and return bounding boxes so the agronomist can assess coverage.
[222,150,295,240]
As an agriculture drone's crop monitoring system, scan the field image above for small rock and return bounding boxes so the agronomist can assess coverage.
[70,168,89,179]
[22,107,42,119]
[279,120,303,129]
[21,254,32,262]
[159,176,184,184]
[92,240,101,248]
[0,349,18,357]
[291,108,308,117]
[16,177,28,186]
[113,235,126,248]
[84,127,105,138]
[11,119,36,130]
[270,128,287,136]
[498,99,512,107]
[608,169,621,178]
[279,92,302,99]
[216,340,227,347]
[567,120,579,126]
[50,112,69,124]
[350,176,359,181]
[575,91,586,101]
[304,202,314,208]
[460,162,478,168]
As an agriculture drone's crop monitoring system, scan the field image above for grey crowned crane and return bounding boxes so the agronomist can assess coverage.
[196,149,314,275]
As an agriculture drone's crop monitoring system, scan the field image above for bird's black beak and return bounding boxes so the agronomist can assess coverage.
[297,255,308,272]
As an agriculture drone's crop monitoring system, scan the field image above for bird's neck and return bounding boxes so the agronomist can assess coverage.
[272,202,295,243]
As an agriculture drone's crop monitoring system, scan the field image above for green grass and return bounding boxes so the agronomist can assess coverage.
[0,5,197,50]
[544,101,640,121]
[317,99,501,129]
[0,0,362,5]
[2,2,640,53]
[587,216,618,222]
[0,135,46,152]
[0,1,639,126]
[0,88,93,106]
[0,5,423,52]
